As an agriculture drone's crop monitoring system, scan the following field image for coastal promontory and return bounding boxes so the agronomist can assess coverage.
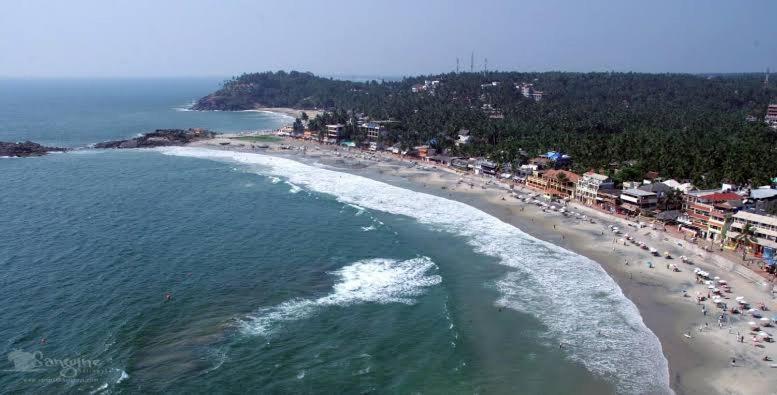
[0,141,68,157]
[191,71,355,111]
[94,128,216,149]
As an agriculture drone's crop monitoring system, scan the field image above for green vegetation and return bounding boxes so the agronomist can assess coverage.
[196,71,777,187]
[231,135,281,143]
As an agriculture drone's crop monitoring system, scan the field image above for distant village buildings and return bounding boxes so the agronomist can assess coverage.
[411,80,440,93]
[276,106,777,267]
[766,104,777,129]
[455,129,471,147]
[516,82,543,102]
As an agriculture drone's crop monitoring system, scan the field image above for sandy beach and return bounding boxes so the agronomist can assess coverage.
[192,135,777,395]
[250,107,322,120]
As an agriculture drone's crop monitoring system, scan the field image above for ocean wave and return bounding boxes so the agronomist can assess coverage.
[173,100,197,111]
[239,109,296,120]
[158,147,672,394]
[346,203,366,215]
[237,257,441,337]
[285,181,302,194]
[116,370,129,384]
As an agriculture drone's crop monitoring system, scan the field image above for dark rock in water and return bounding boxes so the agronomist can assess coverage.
[94,128,217,149]
[0,141,68,157]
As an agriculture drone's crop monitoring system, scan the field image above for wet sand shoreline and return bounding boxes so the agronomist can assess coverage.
[191,137,777,395]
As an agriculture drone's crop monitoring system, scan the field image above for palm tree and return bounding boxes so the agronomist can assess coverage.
[556,172,568,185]
[555,172,570,197]
[660,189,683,211]
[734,223,758,260]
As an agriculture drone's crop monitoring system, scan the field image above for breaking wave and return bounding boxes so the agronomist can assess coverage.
[238,257,441,336]
[158,147,672,394]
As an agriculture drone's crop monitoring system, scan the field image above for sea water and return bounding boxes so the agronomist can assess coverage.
[0,79,670,394]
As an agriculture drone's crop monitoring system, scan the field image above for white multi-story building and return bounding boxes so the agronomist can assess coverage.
[726,211,777,257]
[575,172,614,205]
[455,129,471,146]
[325,124,345,143]
[620,189,658,214]
[765,104,777,128]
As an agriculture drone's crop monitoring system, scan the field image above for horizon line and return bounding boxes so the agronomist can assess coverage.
[0,69,772,80]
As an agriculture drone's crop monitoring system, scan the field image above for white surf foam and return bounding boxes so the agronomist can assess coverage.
[285,181,302,194]
[116,370,129,384]
[239,109,296,121]
[158,147,672,394]
[237,257,441,337]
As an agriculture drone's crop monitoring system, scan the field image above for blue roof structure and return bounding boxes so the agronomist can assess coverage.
[544,151,571,161]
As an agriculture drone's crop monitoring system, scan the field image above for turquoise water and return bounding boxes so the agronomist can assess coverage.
[0,80,669,394]
[0,78,290,147]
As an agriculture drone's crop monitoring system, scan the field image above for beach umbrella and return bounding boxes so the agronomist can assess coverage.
[736,296,745,301]
[718,280,727,285]
[739,300,748,305]
[707,285,715,289]
[750,321,759,328]
[714,276,720,280]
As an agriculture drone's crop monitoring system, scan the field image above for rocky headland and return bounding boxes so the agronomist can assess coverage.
[94,128,216,149]
[0,141,68,157]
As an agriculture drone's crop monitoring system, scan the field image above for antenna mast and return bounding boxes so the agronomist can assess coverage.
[470,51,474,73]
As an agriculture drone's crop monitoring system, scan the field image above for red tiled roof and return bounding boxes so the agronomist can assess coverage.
[699,192,741,202]
[544,169,580,183]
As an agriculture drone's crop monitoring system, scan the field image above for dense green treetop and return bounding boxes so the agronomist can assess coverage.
[194,70,777,187]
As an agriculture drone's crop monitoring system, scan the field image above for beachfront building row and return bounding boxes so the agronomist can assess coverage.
[324,124,345,144]
[619,189,658,215]
[575,172,615,205]
[725,211,777,262]
[677,191,742,240]
[525,169,579,199]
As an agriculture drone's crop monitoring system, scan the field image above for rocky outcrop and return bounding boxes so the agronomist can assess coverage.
[94,128,216,149]
[0,141,67,157]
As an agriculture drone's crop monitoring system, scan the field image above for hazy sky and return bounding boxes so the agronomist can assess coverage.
[2,0,776,77]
